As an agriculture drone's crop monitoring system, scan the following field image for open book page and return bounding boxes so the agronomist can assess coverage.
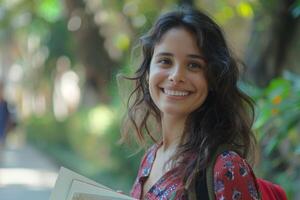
[50,167,136,200]
[66,180,135,200]
[71,193,131,200]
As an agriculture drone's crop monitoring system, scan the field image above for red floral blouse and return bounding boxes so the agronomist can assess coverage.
[130,144,259,200]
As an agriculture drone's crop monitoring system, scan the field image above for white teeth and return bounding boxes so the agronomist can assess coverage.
[164,89,189,96]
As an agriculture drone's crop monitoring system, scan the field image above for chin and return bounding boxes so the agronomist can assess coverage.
[161,108,189,118]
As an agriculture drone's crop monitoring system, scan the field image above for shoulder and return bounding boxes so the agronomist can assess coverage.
[213,151,260,200]
[214,151,250,185]
[214,150,247,172]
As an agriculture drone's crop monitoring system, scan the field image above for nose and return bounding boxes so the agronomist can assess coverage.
[168,64,186,83]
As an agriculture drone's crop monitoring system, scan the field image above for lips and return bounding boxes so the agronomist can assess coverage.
[162,88,190,96]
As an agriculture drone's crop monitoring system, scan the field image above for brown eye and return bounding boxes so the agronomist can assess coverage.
[158,58,172,65]
[187,62,202,71]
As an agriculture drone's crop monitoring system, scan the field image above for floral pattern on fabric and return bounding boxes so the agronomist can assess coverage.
[131,147,259,200]
[214,151,260,200]
[130,144,183,200]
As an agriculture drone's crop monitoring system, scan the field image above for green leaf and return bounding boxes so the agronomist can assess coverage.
[36,0,62,23]
[264,137,278,155]
[254,104,272,129]
[265,78,291,100]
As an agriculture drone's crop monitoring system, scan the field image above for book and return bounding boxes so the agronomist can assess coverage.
[50,167,137,200]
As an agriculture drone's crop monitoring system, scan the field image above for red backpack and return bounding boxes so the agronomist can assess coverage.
[257,178,288,200]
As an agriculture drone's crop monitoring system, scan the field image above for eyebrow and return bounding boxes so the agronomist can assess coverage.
[155,52,207,62]
[188,54,206,62]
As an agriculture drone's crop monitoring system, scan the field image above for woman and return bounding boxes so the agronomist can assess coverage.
[122,8,259,199]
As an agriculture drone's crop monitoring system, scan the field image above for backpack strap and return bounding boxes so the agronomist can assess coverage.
[187,170,209,200]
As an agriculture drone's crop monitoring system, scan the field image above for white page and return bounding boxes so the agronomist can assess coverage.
[50,167,127,200]
[71,193,130,200]
[66,180,135,200]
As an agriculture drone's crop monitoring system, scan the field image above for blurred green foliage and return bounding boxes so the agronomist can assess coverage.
[241,72,300,198]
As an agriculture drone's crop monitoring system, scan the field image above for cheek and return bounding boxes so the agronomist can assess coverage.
[148,73,159,100]
[192,74,209,96]
[148,69,157,99]
[149,66,164,88]
[148,67,167,100]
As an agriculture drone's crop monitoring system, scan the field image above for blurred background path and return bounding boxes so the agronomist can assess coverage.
[0,131,59,200]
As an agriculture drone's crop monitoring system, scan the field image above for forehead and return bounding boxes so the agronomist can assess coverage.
[153,27,202,55]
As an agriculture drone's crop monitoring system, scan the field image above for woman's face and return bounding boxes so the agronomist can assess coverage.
[149,27,208,119]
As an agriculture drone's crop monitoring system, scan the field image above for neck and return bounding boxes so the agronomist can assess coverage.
[160,115,186,152]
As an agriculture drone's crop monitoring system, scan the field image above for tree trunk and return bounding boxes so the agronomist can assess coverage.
[244,0,298,87]
[64,0,118,106]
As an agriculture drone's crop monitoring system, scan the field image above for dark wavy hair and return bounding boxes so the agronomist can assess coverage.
[121,7,256,196]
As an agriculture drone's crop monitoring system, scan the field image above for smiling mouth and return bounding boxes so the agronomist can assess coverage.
[162,88,190,96]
